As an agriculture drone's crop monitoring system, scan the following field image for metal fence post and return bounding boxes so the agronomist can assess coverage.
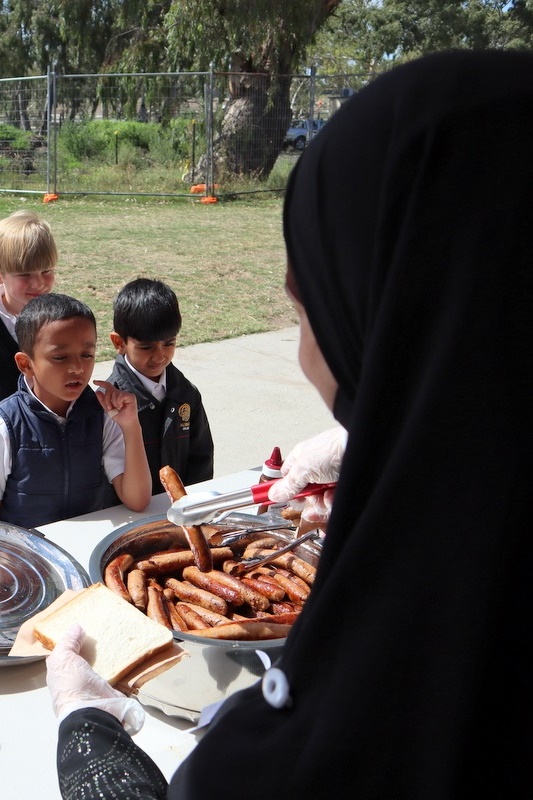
[46,67,51,194]
[205,62,215,196]
[52,68,58,194]
[307,65,316,143]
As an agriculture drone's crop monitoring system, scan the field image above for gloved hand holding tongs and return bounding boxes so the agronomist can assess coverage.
[266,427,347,532]
[166,427,346,533]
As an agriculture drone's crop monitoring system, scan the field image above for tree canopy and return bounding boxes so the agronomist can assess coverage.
[2,1,532,82]
[1,1,532,177]
[310,0,533,80]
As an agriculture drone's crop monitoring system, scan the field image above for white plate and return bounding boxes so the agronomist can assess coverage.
[136,631,284,722]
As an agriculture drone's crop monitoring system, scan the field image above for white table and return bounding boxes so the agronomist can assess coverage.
[0,469,261,800]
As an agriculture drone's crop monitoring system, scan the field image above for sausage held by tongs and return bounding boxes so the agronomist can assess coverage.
[159,465,213,572]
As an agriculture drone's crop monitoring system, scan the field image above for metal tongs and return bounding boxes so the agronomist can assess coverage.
[228,529,321,576]
[166,478,336,527]
[209,522,296,547]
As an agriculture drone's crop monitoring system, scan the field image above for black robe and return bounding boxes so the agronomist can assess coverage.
[56,49,533,799]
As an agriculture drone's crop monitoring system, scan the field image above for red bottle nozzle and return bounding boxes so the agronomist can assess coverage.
[265,446,283,471]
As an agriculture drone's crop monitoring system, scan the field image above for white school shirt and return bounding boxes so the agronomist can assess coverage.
[0,377,125,497]
[124,355,167,400]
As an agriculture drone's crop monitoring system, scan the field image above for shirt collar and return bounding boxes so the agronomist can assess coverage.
[23,375,75,422]
[124,354,166,396]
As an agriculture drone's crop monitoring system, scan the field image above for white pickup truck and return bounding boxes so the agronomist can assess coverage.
[284,118,327,151]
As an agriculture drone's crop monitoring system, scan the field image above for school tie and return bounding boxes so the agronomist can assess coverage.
[153,384,166,402]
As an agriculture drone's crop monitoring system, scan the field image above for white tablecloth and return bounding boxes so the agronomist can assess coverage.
[0,469,260,800]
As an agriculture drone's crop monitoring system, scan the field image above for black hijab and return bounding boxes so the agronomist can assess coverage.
[173,50,533,798]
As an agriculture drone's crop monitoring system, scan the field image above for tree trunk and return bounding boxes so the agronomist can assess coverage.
[193,69,293,183]
[216,71,292,178]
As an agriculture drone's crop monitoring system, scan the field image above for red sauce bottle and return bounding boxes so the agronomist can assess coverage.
[257,446,283,514]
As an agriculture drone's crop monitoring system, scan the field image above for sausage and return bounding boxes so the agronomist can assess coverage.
[183,566,271,610]
[257,611,300,625]
[164,577,228,615]
[235,536,279,552]
[136,547,233,576]
[221,559,241,574]
[270,601,303,615]
[159,465,187,502]
[175,602,211,630]
[209,547,235,563]
[180,525,213,573]
[241,576,286,603]
[283,572,312,595]
[159,466,213,572]
[270,566,312,596]
[203,569,270,612]
[175,602,233,627]
[146,584,172,629]
[242,547,316,586]
[104,554,134,603]
[185,620,292,640]
[183,566,246,606]
[280,506,301,522]
[126,568,148,611]
[162,596,188,631]
[274,552,316,586]
[250,572,290,600]
[266,570,309,604]
[136,550,198,574]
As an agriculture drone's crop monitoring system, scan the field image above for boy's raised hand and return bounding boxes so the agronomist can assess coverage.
[93,380,140,429]
[93,380,151,512]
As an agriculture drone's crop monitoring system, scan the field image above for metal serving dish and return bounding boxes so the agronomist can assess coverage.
[89,512,321,721]
[0,522,90,665]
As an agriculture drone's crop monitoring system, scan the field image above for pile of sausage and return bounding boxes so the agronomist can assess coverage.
[102,466,317,641]
[103,533,316,641]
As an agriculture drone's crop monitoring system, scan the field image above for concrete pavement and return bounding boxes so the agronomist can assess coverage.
[92,326,335,477]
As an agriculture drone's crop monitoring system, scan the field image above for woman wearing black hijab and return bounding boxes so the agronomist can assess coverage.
[48,49,533,799]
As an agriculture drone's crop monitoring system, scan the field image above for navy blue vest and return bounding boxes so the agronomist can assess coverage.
[0,378,105,528]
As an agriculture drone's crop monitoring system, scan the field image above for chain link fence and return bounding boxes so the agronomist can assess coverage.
[0,67,364,200]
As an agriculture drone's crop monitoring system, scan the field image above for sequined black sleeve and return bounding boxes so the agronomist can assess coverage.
[57,708,168,800]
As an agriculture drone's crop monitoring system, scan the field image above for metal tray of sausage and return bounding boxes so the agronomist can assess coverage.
[0,522,90,665]
[89,511,321,721]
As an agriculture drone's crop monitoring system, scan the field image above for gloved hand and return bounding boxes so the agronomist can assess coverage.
[268,426,347,503]
[267,427,347,529]
[46,622,145,735]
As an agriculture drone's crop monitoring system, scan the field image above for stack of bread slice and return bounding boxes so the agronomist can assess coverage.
[34,582,174,685]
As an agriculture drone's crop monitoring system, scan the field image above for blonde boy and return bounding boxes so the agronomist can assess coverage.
[0,210,57,400]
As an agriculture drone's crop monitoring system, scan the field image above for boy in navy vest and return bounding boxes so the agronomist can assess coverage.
[105,278,214,499]
[0,293,151,528]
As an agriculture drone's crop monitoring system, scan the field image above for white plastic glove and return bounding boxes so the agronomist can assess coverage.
[267,427,347,527]
[268,426,347,503]
[46,622,145,735]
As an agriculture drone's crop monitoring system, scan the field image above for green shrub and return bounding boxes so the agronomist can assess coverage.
[168,117,204,161]
[0,123,32,150]
[110,120,154,151]
[56,117,202,172]
[58,120,109,160]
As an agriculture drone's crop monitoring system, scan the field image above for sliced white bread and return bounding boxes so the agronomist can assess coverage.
[34,582,173,685]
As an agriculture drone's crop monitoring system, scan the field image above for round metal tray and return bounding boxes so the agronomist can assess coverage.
[89,512,321,720]
[0,522,90,664]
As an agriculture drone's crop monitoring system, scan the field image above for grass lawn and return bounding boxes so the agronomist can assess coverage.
[0,193,294,361]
